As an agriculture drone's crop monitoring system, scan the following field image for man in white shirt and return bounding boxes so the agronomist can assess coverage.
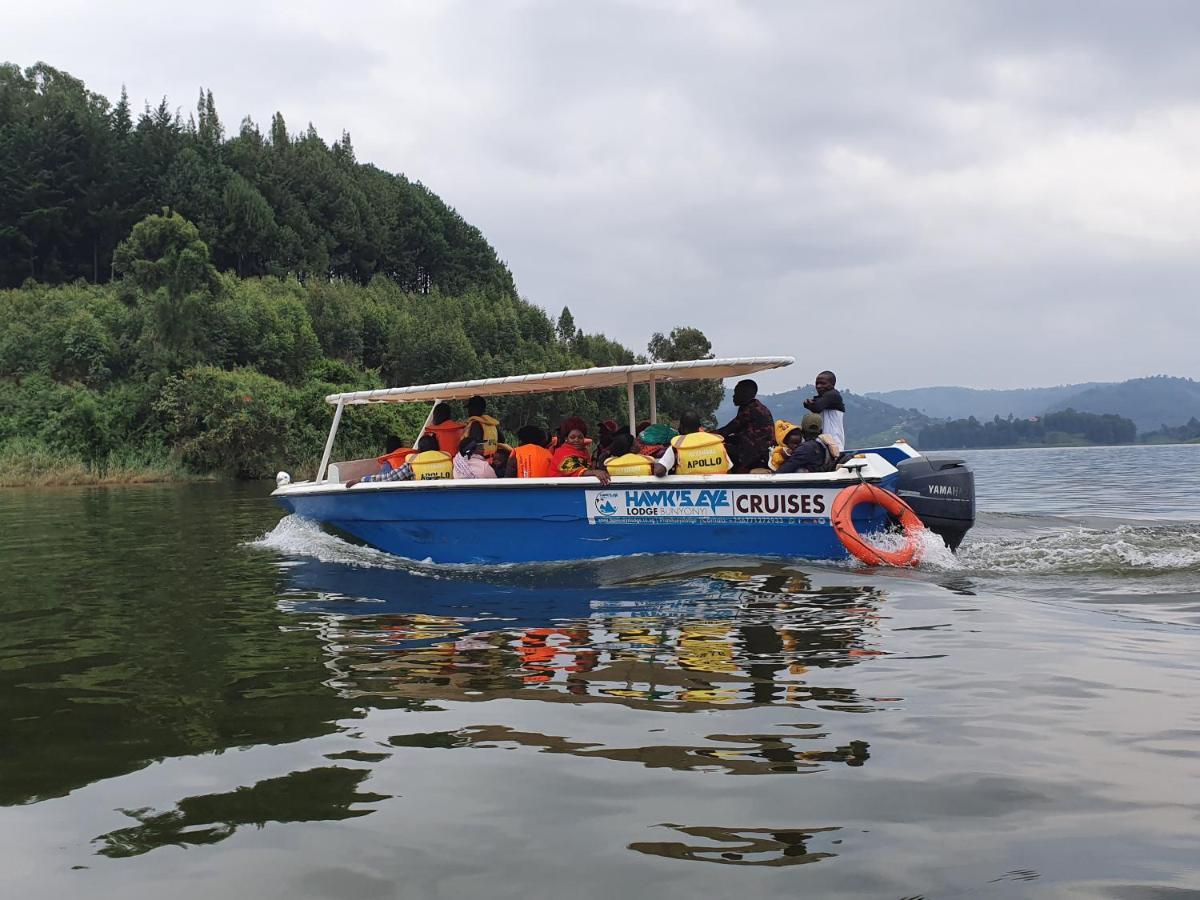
[803,370,845,453]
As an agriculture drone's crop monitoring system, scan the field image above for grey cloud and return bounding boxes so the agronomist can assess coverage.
[9,0,1200,392]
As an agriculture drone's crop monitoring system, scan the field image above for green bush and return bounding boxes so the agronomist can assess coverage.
[155,367,299,478]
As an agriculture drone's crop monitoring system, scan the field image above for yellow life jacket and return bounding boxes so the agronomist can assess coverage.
[466,415,500,457]
[604,452,653,476]
[410,450,453,480]
[672,432,730,475]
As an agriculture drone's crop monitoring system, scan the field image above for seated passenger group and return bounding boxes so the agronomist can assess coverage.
[350,373,845,486]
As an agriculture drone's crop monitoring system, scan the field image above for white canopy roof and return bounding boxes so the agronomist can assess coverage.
[325,356,794,405]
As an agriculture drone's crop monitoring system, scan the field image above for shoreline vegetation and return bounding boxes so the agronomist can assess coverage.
[0,439,210,487]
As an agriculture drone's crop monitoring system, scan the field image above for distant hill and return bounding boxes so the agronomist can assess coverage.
[1044,376,1200,432]
[717,386,932,447]
[865,383,1109,420]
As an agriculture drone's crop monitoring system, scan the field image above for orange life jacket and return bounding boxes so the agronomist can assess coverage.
[377,447,416,471]
[512,443,553,478]
[424,420,465,455]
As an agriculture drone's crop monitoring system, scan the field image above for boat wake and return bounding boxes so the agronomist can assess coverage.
[952,519,1200,577]
[249,514,433,573]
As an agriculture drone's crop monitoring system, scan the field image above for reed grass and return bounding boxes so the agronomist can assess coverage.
[0,438,210,488]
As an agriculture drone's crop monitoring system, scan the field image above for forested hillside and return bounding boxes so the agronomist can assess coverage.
[1044,376,1200,432]
[870,377,1200,433]
[0,62,512,294]
[0,62,722,483]
[865,383,1109,420]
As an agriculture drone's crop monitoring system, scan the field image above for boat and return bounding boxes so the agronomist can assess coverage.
[272,357,976,565]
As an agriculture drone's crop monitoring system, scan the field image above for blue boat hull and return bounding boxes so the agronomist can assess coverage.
[275,475,900,565]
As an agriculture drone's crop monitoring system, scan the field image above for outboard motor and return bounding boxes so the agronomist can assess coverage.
[894,455,976,550]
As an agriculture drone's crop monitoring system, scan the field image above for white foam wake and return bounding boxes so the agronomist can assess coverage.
[248,515,430,571]
[955,524,1200,575]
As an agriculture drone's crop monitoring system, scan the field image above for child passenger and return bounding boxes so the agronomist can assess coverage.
[769,420,804,471]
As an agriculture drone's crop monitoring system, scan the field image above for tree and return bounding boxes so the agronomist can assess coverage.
[220,174,278,276]
[113,210,219,365]
[556,307,577,345]
[647,326,723,424]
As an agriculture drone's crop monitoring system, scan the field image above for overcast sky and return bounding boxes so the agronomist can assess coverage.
[10,0,1200,392]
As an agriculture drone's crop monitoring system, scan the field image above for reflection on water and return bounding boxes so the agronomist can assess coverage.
[94,767,389,858]
[297,562,890,716]
[271,560,885,785]
[630,824,841,867]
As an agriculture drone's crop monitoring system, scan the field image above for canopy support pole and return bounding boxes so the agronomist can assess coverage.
[316,399,345,482]
[649,376,658,424]
[626,374,636,433]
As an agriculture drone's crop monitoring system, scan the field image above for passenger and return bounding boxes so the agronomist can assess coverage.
[506,425,554,478]
[775,414,839,474]
[716,379,774,472]
[465,395,503,458]
[347,435,437,487]
[551,418,611,483]
[491,444,512,478]
[636,421,679,459]
[652,411,731,477]
[593,419,621,467]
[375,436,414,473]
[408,435,455,480]
[769,420,804,471]
[453,436,498,479]
[550,417,593,475]
[424,402,465,455]
[803,370,846,454]
[603,433,654,476]
[489,446,513,480]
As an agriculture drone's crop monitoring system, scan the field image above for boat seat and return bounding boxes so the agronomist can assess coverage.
[327,457,384,483]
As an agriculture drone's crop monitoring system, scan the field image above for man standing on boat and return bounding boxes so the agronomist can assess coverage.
[803,370,845,453]
[716,380,774,472]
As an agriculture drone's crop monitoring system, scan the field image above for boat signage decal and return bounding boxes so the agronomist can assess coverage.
[586,488,835,525]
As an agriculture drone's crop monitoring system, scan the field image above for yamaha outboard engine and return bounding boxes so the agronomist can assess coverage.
[895,455,976,550]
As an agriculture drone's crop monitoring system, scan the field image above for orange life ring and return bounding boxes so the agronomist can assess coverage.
[831,483,925,567]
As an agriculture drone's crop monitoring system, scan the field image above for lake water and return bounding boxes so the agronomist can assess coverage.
[1,444,1198,898]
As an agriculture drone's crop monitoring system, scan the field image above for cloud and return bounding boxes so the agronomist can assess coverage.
[8,0,1200,391]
